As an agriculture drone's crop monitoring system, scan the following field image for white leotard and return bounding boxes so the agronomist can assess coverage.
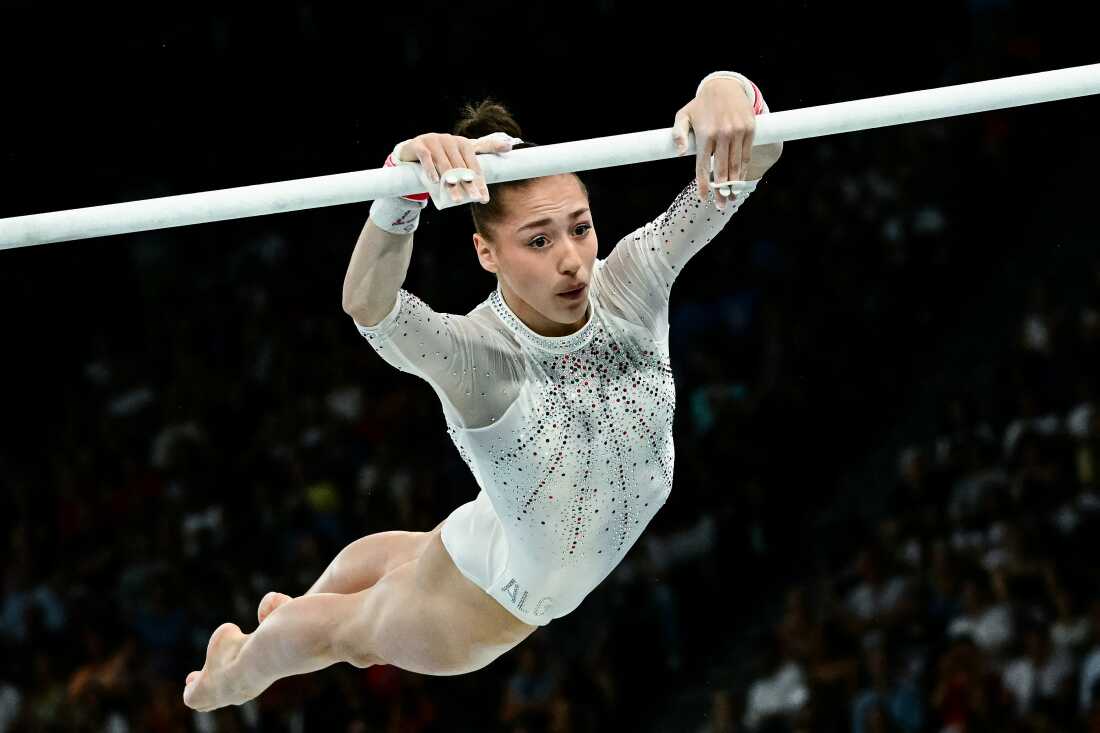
[355,178,756,625]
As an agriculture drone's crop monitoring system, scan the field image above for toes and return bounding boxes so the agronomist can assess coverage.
[207,622,243,658]
[183,672,204,709]
[211,621,240,644]
[257,592,275,623]
[258,592,292,623]
[184,624,248,712]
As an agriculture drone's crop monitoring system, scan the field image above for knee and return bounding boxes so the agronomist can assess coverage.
[334,630,469,675]
[448,642,515,676]
[342,648,385,670]
[332,609,479,676]
[332,618,385,669]
[328,543,360,586]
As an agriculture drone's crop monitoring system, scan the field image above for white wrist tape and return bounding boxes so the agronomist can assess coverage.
[711,178,758,200]
[369,195,428,235]
[697,71,770,115]
[368,142,432,234]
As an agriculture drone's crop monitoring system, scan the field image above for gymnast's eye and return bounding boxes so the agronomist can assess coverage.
[527,224,591,250]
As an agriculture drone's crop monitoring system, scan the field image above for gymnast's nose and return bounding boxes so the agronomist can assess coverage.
[557,238,584,276]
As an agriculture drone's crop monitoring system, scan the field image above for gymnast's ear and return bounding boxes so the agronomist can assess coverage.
[473,232,499,274]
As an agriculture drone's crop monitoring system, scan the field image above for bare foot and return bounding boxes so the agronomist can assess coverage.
[257,591,293,624]
[183,622,254,712]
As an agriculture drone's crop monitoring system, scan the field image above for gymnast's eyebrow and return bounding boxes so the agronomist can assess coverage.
[516,208,590,233]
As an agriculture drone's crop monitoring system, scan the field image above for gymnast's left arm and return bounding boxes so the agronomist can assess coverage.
[598,72,782,332]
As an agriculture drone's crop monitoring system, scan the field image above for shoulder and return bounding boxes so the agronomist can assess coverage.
[467,300,523,350]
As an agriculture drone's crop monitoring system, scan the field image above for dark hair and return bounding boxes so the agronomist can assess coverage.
[452,98,588,242]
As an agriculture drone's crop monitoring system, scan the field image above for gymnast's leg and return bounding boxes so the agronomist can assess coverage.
[257,520,444,623]
[183,529,537,712]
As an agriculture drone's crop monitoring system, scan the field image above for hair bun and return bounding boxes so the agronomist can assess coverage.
[453,99,525,142]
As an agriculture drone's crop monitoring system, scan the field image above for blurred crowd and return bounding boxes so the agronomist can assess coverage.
[717,261,1100,732]
[2,3,1092,732]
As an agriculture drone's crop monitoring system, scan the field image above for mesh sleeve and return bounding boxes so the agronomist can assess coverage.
[596,178,755,338]
[353,289,524,429]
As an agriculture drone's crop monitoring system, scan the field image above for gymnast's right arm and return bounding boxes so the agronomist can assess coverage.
[341,133,490,326]
[340,133,525,429]
[341,219,415,327]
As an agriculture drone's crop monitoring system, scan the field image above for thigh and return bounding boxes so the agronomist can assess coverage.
[373,528,435,576]
[341,519,446,579]
[377,518,447,574]
[415,528,536,644]
[357,529,536,675]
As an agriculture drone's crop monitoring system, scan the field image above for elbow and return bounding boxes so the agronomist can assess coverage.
[342,294,380,327]
[342,294,368,324]
[341,295,357,317]
[342,300,370,325]
[341,281,365,317]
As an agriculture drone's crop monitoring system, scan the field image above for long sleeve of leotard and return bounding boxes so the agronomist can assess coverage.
[596,71,770,337]
[595,177,757,339]
[351,291,524,429]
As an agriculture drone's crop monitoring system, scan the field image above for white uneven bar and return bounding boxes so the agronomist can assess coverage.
[3,63,1099,250]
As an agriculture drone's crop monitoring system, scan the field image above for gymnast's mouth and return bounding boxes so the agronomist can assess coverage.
[556,284,587,300]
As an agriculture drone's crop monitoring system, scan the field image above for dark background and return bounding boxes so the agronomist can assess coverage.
[2,2,1099,731]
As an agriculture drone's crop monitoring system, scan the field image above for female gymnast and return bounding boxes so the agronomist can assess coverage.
[183,70,783,712]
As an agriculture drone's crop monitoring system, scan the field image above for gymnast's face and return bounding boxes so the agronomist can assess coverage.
[473,175,597,338]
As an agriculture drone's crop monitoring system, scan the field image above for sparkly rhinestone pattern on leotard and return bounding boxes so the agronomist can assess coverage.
[356,177,757,624]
